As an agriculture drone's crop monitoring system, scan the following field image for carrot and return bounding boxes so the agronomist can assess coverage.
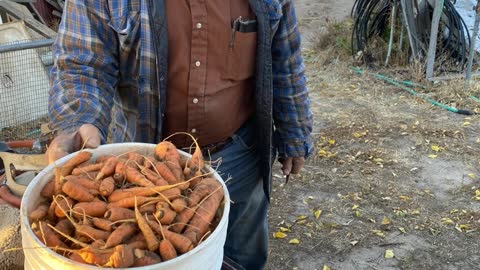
[140,203,157,214]
[92,218,114,232]
[159,239,177,261]
[91,239,106,248]
[128,240,148,250]
[154,162,179,185]
[95,155,116,164]
[165,161,185,181]
[183,186,224,245]
[29,203,49,221]
[154,141,182,167]
[127,152,144,165]
[76,224,110,241]
[55,219,74,239]
[96,156,118,180]
[104,207,135,222]
[170,207,195,233]
[62,179,95,202]
[60,151,93,176]
[135,197,160,252]
[108,196,158,209]
[187,178,221,207]
[127,232,146,243]
[33,221,68,250]
[54,196,75,218]
[77,247,112,266]
[65,176,100,190]
[154,207,177,225]
[142,168,169,186]
[126,167,155,187]
[108,186,181,203]
[171,198,187,213]
[146,219,193,254]
[133,249,162,267]
[104,222,138,248]
[105,244,135,268]
[113,160,127,183]
[72,201,108,218]
[72,163,104,175]
[69,253,88,264]
[40,178,55,199]
[47,200,57,222]
[99,176,115,196]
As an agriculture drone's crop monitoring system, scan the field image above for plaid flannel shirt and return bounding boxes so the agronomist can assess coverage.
[49,0,313,158]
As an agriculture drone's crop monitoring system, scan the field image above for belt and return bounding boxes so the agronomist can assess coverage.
[200,137,233,156]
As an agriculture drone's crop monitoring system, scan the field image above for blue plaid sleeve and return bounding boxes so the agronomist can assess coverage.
[271,0,313,158]
[48,0,119,141]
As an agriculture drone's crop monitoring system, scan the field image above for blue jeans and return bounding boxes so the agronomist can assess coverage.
[210,121,269,270]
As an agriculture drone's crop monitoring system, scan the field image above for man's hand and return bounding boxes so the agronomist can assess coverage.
[46,124,101,164]
[278,157,305,176]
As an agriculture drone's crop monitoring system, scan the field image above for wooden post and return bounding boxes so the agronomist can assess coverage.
[425,0,444,79]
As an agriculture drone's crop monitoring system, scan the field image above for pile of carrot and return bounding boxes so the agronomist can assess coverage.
[28,140,225,268]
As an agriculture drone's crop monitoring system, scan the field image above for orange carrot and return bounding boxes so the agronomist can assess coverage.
[40,178,55,199]
[58,151,93,177]
[76,224,110,241]
[104,207,136,222]
[128,240,148,250]
[183,186,224,245]
[54,196,75,218]
[33,221,68,250]
[171,198,187,213]
[55,219,74,239]
[113,160,127,183]
[72,163,104,175]
[133,249,162,267]
[105,244,135,268]
[187,178,220,207]
[72,201,108,218]
[65,176,100,190]
[127,152,144,165]
[108,196,158,209]
[154,207,176,225]
[92,218,113,232]
[154,162,178,185]
[29,203,49,221]
[134,197,160,252]
[126,167,155,187]
[165,161,185,181]
[47,200,57,222]
[159,239,177,261]
[139,203,157,214]
[108,186,181,203]
[104,222,138,248]
[62,179,95,202]
[99,176,115,196]
[95,155,116,164]
[154,141,182,167]
[69,253,88,264]
[96,157,118,180]
[170,207,195,233]
[146,219,194,254]
[142,168,169,186]
[77,247,112,266]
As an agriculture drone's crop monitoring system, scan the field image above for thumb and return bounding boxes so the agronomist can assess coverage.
[77,124,101,149]
[280,157,293,176]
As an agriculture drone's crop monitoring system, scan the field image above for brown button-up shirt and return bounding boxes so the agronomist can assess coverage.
[164,0,256,147]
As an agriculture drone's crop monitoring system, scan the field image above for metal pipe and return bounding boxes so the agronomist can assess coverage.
[465,0,480,89]
[426,0,445,79]
[0,39,54,54]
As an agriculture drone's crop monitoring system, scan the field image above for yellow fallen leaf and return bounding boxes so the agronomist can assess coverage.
[304,232,312,238]
[468,173,476,180]
[274,231,287,239]
[355,210,362,217]
[353,131,368,138]
[475,189,480,197]
[410,209,420,215]
[385,249,394,259]
[352,204,360,210]
[279,227,291,232]
[441,218,454,225]
[428,154,438,159]
[295,215,307,221]
[398,227,406,233]
[371,229,385,238]
[450,209,459,214]
[328,139,336,145]
[381,217,392,225]
[314,209,322,219]
[475,197,480,201]
[399,195,410,201]
[431,145,442,152]
[323,265,331,270]
[464,121,471,127]
[289,238,300,244]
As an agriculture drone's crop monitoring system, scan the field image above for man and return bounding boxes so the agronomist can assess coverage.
[46,0,313,269]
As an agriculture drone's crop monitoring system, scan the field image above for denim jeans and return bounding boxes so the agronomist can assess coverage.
[210,120,269,270]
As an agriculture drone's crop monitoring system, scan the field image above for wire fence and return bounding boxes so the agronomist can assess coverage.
[0,38,54,141]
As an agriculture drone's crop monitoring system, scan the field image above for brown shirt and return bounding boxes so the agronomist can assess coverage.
[164,0,256,147]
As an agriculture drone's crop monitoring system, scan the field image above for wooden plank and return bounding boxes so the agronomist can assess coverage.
[0,0,56,38]
[425,0,444,79]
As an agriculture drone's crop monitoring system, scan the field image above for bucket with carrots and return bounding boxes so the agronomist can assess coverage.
[20,141,230,270]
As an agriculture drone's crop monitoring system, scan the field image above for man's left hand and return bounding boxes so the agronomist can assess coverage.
[279,157,305,176]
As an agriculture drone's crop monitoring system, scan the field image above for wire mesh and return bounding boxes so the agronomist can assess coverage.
[0,38,53,141]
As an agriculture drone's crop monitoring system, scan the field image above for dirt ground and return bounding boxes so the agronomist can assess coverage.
[266,1,480,270]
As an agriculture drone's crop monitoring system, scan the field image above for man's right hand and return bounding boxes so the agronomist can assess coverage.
[46,124,101,164]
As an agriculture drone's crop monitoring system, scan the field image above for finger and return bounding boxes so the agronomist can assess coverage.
[78,124,101,149]
[46,134,75,164]
[290,157,305,174]
[281,157,293,175]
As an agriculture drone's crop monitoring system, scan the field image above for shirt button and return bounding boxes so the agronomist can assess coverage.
[195,61,201,67]
[196,22,202,29]
[191,128,197,133]
[192,98,199,104]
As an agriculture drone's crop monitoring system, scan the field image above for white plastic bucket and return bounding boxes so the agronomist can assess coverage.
[20,143,230,270]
